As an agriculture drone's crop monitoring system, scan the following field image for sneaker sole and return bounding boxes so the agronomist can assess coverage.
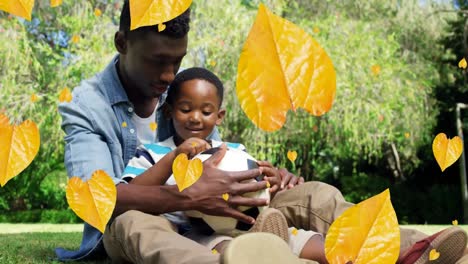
[249,208,289,243]
[414,226,467,264]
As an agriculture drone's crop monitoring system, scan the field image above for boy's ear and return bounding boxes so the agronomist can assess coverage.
[216,109,226,126]
[114,31,127,54]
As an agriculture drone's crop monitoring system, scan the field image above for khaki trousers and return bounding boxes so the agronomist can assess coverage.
[103,181,427,263]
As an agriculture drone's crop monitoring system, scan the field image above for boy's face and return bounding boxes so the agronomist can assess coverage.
[117,32,188,100]
[171,79,225,141]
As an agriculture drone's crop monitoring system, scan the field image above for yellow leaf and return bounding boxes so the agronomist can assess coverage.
[371,64,381,76]
[222,193,229,201]
[66,170,116,233]
[287,150,297,162]
[432,133,463,172]
[212,249,218,254]
[325,189,400,264]
[71,34,80,44]
[0,0,34,21]
[172,153,203,192]
[94,8,102,17]
[158,23,166,32]
[129,0,192,30]
[313,26,320,33]
[404,132,410,139]
[236,4,336,132]
[291,227,298,236]
[452,219,458,226]
[459,58,467,69]
[30,93,39,103]
[50,0,62,7]
[429,249,440,261]
[149,122,157,131]
[0,114,40,187]
[59,87,72,103]
[121,122,127,128]
[265,181,271,188]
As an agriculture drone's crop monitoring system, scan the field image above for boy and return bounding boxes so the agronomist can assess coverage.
[122,67,329,263]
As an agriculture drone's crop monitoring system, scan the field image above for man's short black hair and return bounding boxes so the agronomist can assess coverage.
[119,0,191,39]
[167,67,224,107]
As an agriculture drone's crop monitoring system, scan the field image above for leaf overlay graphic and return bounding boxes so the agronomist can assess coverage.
[172,153,203,192]
[432,133,463,172]
[0,0,34,20]
[236,3,336,132]
[325,189,400,264]
[66,170,116,233]
[129,0,192,30]
[0,114,40,187]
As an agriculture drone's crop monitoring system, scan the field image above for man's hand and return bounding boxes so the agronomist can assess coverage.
[184,144,269,224]
[278,168,305,190]
[175,137,211,159]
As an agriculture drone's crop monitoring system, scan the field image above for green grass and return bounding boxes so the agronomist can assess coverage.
[0,224,466,263]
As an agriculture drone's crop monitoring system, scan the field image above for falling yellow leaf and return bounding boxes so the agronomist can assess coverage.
[172,153,203,192]
[209,60,216,67]
[405,132,410,139]
[158,23,166,32]
[291,227,298,236]
[66,170,116,233]
[71,34,80,44]
[0,114,40,187]
[236,4,336,132]
[325,189,400,264]
[459,58,467,69]
[30,93,39,103]
[212,249,218,254]
[0,0,34,21]
[222,193,229,201]
[371,64,381,76]
[313,26,320,33]
[50,0,62,7]
[149,122,157,131]
[432,133,463,172]
[94,8,102,17]
[121,122,127,128]
[59,87,72,103]
[129,0,192,30]
[265,181,271,188]
[287,150,297,163]
[452,219,458,226]
[429,249,440,261]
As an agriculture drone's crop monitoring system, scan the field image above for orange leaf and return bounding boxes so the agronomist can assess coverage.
[94,8,102,17]
[432,133,463,172]
[66,170,116,233]
[0,114,40,187]
[0,0,34,20]
[30,93,39,103]
[129,0,192,30]
[287,150,297,162]
[236,4,336,132]
[172,153,203,192]
[325,189,400,264]
[59,87,72,103]
[50,0,62,7]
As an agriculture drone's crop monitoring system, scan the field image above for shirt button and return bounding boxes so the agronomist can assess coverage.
[130,129,135,134]
[128,107,133,113]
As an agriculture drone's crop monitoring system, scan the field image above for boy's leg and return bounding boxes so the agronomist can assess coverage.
[270,181,427,254]
[103,210,219,264]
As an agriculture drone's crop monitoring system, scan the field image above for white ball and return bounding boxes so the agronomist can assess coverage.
[185,147,270,234]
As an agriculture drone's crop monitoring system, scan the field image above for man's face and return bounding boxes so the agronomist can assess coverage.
[120,33,188,100]
[171,79,225,141]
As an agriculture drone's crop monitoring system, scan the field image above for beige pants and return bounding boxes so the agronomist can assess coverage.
[103,181,428,263]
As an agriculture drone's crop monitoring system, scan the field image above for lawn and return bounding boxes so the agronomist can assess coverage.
[0,224,466,263]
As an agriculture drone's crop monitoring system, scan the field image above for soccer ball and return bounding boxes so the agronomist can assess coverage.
[185,147,270,234]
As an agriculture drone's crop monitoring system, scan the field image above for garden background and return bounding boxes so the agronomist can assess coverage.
[0,0,467,227]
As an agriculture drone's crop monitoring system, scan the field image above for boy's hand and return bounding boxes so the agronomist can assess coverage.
[176,138,211,159]
[257,161,282,196]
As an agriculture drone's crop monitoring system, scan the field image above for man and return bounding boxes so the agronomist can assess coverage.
[57,1,467,264]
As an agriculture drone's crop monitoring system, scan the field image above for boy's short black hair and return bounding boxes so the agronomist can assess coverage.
[167,67,224,107]
[119,0,191,39]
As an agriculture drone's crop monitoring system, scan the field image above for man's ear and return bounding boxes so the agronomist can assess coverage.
[216,109,226,126]
[114,31,127,54]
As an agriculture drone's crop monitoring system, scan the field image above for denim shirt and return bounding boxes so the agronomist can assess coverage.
[55,56,220,261]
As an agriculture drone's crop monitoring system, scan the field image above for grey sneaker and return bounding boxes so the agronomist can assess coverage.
[221,232,316,264]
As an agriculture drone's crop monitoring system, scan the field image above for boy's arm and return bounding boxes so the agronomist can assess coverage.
[128,150,177,185]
